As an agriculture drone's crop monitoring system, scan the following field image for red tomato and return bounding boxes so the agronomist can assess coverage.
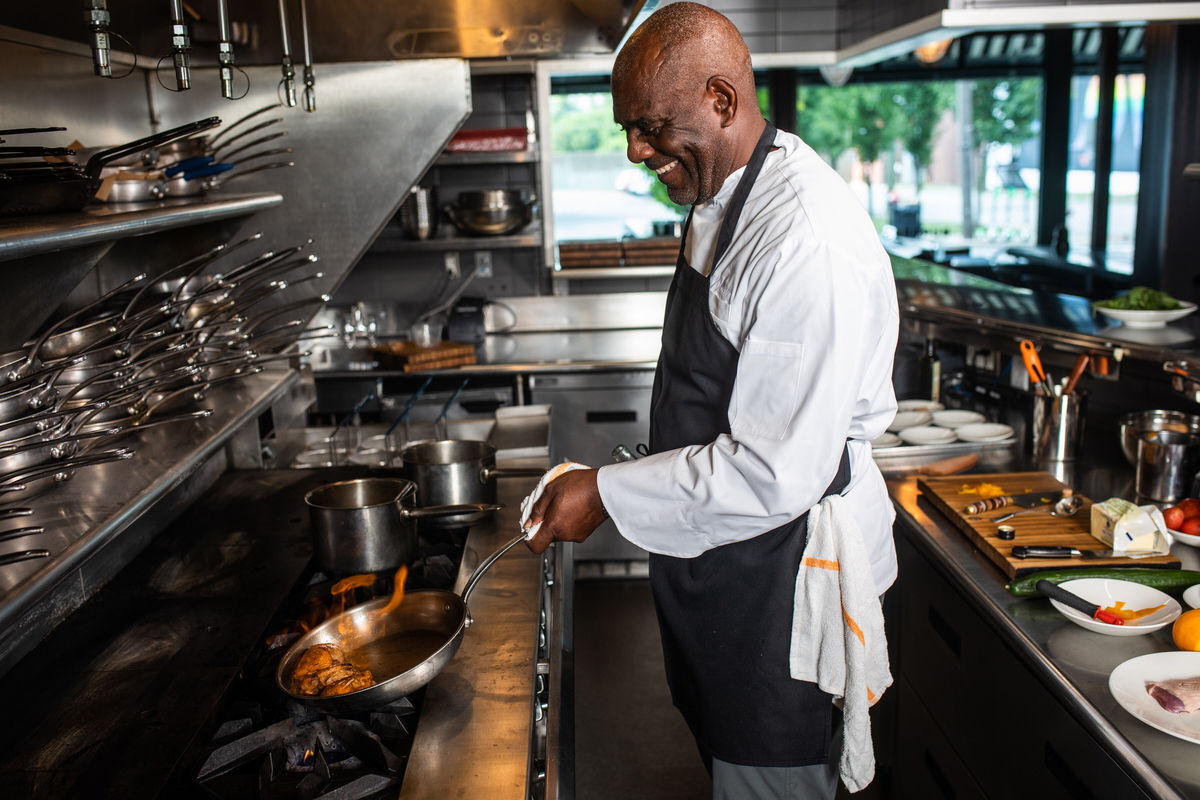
[1178,498,1200,517]
[1165,507,1186,530]
[1182,517,1200,536]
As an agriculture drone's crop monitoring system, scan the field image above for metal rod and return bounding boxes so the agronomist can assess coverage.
[85,0,112,77]
[277,0,297,107]
[169,0,191,90]
[216,0,235,99]
[299,0,316,112]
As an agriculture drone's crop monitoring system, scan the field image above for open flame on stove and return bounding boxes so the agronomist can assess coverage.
[339,565,407,640]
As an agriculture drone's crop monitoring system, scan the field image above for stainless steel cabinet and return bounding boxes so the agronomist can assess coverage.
[528,370,654,561]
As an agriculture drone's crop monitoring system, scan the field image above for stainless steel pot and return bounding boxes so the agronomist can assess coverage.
[304,477,501,574]
[275,532,526,714]
[445,189,534,236]
[1119,410,1200,467]
[398,439,543,530]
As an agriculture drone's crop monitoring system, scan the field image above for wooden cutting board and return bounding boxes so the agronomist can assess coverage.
[916,471,1180,578]
[369,340,477,372]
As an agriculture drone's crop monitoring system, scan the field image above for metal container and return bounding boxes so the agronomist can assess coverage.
[1031,391,1085,462]
[445,189,533,236]
[1119,410,1200,467]
[399,186,438,240]
[399,439,542,530]
[305,477,500,573]
[1136,430,1200,503]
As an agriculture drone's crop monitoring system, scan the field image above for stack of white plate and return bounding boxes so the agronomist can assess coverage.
[931,409,986,428]
[955,422,1015,442]
[898,426,958,445]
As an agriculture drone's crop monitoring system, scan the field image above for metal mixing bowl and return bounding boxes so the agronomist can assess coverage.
[445,189,534,236]
[1119,410,1200,466]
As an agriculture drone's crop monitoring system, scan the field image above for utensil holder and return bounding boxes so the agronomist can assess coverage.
[1031,391,1085,462]
[1136,430,1200,503]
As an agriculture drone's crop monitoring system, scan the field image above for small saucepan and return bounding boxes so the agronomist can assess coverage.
[304,477,501,574]
[276,532,527,714]
[399,439,544,530]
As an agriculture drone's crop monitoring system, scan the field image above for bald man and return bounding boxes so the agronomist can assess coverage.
[524,4,899,796]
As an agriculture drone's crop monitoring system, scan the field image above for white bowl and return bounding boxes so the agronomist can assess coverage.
[887,410,933,432]
[1095,302,1197,329]
[932,409,986,428]
[897,399,944,413]
[898,425,957,445]
[1183,584,1200,610]
[1050,578,1181,636]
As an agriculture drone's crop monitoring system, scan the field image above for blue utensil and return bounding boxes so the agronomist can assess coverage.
[164,155,214,177]
[385,377,433,438]
[181,162,235,181]
[434,378,469,438]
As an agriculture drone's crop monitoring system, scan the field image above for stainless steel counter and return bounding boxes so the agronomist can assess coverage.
[888,443,1200,799]
[399,414,556,799]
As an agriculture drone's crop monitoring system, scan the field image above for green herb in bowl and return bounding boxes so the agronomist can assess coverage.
[1094,286,1184,311]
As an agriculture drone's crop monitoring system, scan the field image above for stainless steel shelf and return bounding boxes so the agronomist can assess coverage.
[373,222,542,252]
[435,150,538,166]
[0,368,299,675]
[551,265,675,280]
[0,192,283,262]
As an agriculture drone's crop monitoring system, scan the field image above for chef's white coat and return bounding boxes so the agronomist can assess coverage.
[596,128,900,595]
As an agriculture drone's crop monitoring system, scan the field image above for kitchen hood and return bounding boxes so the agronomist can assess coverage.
[839,1,1200,68]
[2,0,650,65]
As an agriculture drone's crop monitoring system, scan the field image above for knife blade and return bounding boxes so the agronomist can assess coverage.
[964,491,1063,515]
[1013,545,1106,559]
[1036,579,1124,625]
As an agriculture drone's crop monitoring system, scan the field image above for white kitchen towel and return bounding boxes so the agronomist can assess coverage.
[789,493,892,793]
[519,461,591,539]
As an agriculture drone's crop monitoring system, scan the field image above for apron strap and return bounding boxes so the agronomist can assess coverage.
[710,122,777,269]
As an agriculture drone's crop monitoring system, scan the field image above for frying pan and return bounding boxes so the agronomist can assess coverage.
[276,532,527,714]
[0,117,219,216]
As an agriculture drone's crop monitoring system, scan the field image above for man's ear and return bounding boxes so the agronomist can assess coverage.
[708,76,738,127]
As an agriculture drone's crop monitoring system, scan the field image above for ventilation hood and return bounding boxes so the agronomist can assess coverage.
[839,1,1200,68]
[2,0,649,64]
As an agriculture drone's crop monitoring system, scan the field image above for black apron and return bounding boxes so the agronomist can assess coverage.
[647,121,851,768]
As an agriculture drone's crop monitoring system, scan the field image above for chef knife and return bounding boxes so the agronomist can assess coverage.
[1013,545,1105,559]
[964,491,1063,515]
[1035,579,1124,625]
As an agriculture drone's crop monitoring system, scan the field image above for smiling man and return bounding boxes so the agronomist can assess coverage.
[523,4,900,798]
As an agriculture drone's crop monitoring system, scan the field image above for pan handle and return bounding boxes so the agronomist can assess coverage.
[0,549,50,568]
[481,466,546,482]
[401,503,502,522]
[460,532,529,608]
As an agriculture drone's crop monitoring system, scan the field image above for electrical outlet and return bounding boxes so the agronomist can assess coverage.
[443,251,460,280]
[475,250,493,278]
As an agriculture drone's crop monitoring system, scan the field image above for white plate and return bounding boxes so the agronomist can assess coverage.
[897,425,957,445]
[1184,585,1200,610]
[1095,302,1197,329]
[931,409,986,428]
[1110,652,1200,743]
[954,422,1015,442]
[1050,578,1181,636]
[897,399,944,413]
[870,432,902,449]
[887,410,933,432]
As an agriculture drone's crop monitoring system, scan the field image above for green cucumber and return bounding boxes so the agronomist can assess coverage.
[1006,568,1200,597]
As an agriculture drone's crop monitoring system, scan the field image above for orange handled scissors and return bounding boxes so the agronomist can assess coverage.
[1020,339,1054,396]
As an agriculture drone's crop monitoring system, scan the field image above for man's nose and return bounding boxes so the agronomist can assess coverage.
[626,132,653,164]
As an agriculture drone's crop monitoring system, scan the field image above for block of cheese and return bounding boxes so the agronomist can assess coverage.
[1091,498,1171,555]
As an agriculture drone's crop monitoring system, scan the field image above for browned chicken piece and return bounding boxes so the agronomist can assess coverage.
[313,663,360,687]
[320,670,376,697]
[290,643,347,694]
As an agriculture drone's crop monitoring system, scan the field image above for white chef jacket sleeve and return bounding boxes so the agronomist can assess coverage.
[596,233,895,558]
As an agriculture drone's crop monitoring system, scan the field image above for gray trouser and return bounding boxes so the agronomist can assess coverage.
[711,717,842,800]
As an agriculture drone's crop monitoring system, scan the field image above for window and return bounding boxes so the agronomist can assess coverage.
[794,77,1043,251]
[548,90,684,243]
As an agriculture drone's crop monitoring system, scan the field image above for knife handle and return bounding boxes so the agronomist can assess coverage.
[1035,579,1123,625]
[1013,545,1072,559]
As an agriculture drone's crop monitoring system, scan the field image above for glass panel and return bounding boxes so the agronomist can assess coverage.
[547,91,685,243]
[1106,72,1143,271]
[795,77,1043,255]
[1066,74,1098,255]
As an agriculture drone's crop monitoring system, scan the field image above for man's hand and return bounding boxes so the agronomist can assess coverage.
[524,468,607,554]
